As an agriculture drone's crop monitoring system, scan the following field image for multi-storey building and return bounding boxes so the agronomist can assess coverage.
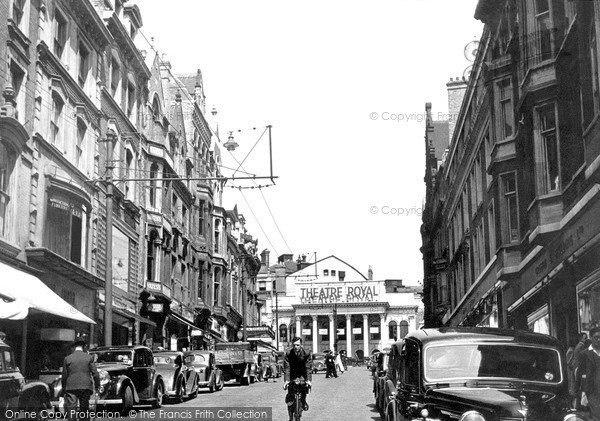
[422,0,600,345]
[0,0,262,378]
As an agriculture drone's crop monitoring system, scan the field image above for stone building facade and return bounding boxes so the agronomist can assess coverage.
[0,0,261,379]
[258,254,423,354]
[422,0,600,346]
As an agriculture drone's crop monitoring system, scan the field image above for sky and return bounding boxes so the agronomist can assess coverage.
[138,1,483,285]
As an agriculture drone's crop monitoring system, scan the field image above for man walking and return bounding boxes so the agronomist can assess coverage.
[283,337,312,419]
[580,327,600,420]
[61,335,100,420]
[325,350,337,378]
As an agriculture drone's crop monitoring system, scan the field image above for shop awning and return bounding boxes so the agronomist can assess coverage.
[0,262,95,324]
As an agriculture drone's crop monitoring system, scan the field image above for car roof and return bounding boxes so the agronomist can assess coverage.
[407,327,560,348]
[91,345,150,352]
[154,350,183,356]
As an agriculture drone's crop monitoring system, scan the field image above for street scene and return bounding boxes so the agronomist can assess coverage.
[2,0,600,420]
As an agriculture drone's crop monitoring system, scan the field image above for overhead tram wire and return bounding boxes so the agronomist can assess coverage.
[238,188,279,258]
[137,28,291,253]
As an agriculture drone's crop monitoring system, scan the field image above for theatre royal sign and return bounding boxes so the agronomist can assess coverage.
[298,281,380,304]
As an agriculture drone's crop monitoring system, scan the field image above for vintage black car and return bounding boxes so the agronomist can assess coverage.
[153,351,199,402]
[185,350,224,392]
[0,336,51,418]
[389,328,587,421]
[381,340,403,421]
[311,353,327,374]
[50,345,164,412]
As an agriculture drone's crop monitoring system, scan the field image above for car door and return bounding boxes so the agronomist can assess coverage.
[131,349,151,399]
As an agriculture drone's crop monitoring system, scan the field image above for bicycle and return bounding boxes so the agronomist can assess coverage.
[284,378,310,421]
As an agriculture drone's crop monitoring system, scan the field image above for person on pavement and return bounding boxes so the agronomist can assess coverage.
[579,326,600,420]
[283,337,312,418]
[61,335,100,421]
[325,350,338,378]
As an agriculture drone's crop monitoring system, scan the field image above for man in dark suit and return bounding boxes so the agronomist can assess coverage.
[283,337,312,418]
[61,335,100,420]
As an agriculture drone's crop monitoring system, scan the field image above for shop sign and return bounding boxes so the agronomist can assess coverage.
[147,303,164,313]
[352,328,362,334]
[299,284,379,304]
[318,328,328,335]
[302,329,311,335]
[191,329,203,337]
[147,281,171,298]
[245,326,275,339]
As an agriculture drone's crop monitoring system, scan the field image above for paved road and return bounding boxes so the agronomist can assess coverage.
[110,365,381,421]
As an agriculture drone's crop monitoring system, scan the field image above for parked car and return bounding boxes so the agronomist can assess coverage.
[373,349,390,411]
[153,351,199,402]
[389,327,587,421]
[50,345,164,413]
[380,341,403,421]
[0,336,51,418]
[311,352,326,373]
[186,350,224,392]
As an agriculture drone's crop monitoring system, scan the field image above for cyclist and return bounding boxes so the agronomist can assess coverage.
[283,337,312,418]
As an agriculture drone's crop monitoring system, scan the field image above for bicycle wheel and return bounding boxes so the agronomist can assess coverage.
[294,395,303,421]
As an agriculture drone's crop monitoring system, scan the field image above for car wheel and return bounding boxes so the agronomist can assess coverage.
[152,381,164,409]
[240,376,249,386]
[120,385,134,415]
[250,375,255,384]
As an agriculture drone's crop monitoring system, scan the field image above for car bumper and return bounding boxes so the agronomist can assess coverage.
[51,398,123,407]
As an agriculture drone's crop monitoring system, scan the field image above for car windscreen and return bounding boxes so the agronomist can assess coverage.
[191,354,207,364]
[424,343,561,383]
[92,351,133,364]
[154,355,177,364]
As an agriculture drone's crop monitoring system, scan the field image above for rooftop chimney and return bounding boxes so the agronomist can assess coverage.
[260,249,270,268]
[368,266,373,281]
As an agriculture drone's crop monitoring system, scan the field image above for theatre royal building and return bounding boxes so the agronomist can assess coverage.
[257,252,424,356]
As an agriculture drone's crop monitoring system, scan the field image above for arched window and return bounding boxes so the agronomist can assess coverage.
[320,320,328,341]
[370,319,380,341]
[337,320,346,340]
[125,149,134,201]
[353,321,363,341]
[147,229,159,282]
[0,141,16,238]
[388,321,398,341]
[152,95,161,121]
[279,324,287,340]
[400,320,409,338]
[149,162,158,207]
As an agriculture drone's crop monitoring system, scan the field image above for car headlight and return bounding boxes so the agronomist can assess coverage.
[563,414,588,421]
[460,411,486,421]
[98,370,111,392]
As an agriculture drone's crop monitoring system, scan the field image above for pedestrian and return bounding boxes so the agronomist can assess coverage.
[574,332,591,409]
[579,326,600,420]
[283,337,312,421]
[325,350,337,378]
[61,335,100,421]
[335,352,345,374]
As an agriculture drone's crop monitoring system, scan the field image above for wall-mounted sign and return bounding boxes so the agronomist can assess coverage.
[318,328,328,335]
[352,328,362,334]
[299,285,379,304]
[302,329,311,335]
[369,327,380,333]
[147,303,164,313]
[337,328,345,335]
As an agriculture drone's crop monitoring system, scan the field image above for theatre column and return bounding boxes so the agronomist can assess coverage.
[363,314,369,357]
[329,314,335,351]
[346,315,352,358]
[380,314,387,348]
[312,315,318,354]
[296,317,301,341]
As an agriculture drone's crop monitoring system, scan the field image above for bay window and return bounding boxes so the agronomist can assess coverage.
[535,103,560,193]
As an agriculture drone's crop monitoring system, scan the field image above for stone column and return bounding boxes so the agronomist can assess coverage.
[363,314,369,357]
[329,314,335,351]
[296,317,301,341]
[346,314,352,358]
[396,322,401,341]
[380,314,387,348]
[312,315,318,354]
